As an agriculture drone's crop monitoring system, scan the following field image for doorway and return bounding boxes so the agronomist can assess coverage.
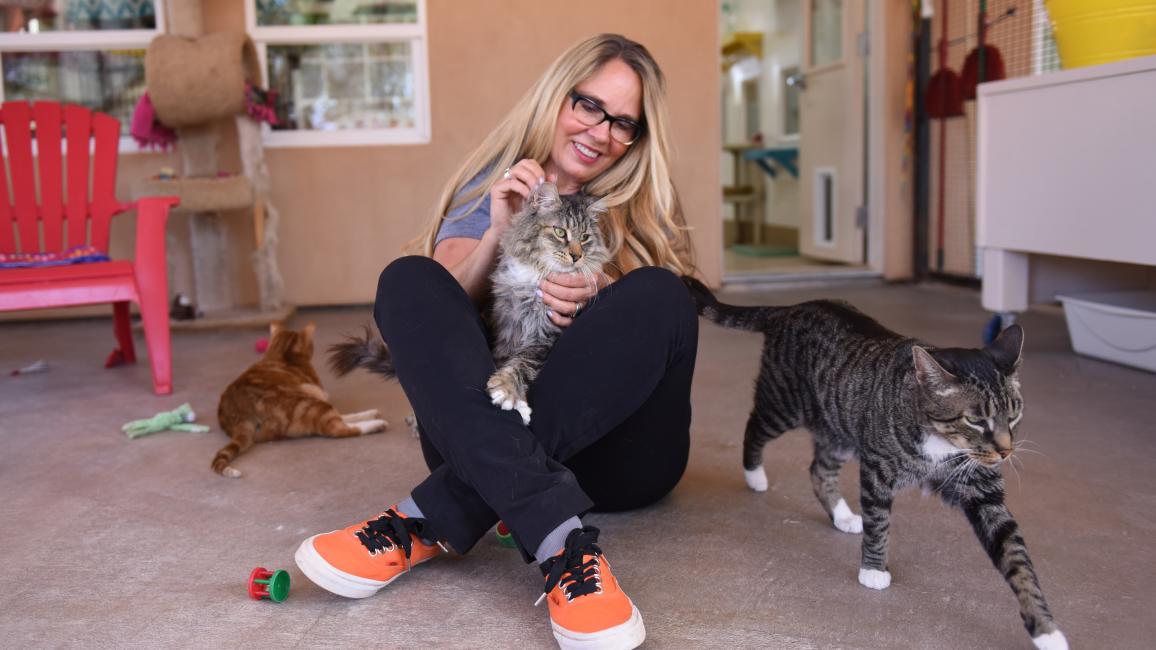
[720,0,872,282]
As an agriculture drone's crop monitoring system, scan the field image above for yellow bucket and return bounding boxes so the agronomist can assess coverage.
[1046,0,1156,68]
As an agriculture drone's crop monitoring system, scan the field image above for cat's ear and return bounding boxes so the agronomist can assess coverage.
[270,321,282,337]
[586,197,608,222]
[987,323,1023,372]
[913,346,958,392]
[529,181,561,212]
[303,322,317,341]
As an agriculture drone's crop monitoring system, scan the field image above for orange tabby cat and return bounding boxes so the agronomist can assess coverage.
[214,323,387,477]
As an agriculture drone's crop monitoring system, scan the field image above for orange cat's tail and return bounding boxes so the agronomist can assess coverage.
[212,436,253,478]
[328,325,396,380]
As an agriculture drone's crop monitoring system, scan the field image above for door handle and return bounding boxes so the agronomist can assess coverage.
[786,72,807,90]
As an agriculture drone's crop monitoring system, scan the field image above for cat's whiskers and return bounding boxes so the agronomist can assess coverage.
[1006,455,1024,491]
[1013,441,1051,460]
[960,457,981,486]
[940,452,975,485]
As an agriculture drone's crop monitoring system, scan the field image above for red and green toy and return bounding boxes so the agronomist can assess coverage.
[248,567,290,603]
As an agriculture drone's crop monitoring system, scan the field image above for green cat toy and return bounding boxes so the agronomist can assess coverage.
[122,403,210,438]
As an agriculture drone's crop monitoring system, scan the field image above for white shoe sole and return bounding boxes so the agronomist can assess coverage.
[294,534,433,599]
[552,601,645,650]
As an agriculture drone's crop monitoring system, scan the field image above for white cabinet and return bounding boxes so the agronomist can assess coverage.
[977,55,1156,312]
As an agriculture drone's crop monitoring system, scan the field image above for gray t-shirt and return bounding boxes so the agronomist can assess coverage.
[435,170,492,245]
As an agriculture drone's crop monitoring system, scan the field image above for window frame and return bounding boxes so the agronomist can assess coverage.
[245,0,431,148]
[0,1,169,154]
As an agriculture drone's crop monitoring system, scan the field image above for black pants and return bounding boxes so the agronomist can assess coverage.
[375,256,697,558]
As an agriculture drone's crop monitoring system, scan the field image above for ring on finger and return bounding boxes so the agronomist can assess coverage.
[572,301,583,317]
[502,167,512,180]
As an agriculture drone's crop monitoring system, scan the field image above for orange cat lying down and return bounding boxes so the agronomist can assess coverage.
[214,323,387,477]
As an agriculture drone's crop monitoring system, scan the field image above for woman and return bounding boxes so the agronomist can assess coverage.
[295,34,697,650]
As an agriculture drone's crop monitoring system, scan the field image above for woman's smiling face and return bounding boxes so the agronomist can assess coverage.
[546,58,643,194]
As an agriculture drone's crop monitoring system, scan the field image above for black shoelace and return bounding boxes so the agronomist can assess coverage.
[537,526,604,606]
[355,509,435,561]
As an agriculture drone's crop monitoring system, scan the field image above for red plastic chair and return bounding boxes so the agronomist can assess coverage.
[0,101,179,395]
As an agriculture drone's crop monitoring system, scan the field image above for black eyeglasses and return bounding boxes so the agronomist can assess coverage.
[567,90,645,146]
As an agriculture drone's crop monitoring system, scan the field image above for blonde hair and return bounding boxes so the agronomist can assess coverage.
[411,33,693,277]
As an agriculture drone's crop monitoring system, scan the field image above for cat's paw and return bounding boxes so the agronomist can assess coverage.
[341,409,382,423]
[353,419,388,435]
[858,568,891,590]
[744,466,768,492]
[1032,630,1068,650]
[487,374,531,425]
[832,498,863,534]
[221,466,242,479]
[513,400,532,426]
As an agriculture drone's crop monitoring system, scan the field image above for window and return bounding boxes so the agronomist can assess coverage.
[0,0,165,148]
[809,0,843,68]
[246,0,430,147]
[780,65,800,139]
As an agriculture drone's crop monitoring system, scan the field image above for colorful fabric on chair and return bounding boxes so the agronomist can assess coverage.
[0,245,111,269]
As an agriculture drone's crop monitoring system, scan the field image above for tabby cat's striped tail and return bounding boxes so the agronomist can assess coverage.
[328,326,396,380]
[682,276,779,332]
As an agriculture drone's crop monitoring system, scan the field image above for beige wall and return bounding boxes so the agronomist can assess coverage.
[881,0,915,280]
[147,0,722,308]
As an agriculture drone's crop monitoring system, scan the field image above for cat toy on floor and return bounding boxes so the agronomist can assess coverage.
[9,360,48,376]
[495,521,517,548]
[122,403,211,439]
[247,567,290,602]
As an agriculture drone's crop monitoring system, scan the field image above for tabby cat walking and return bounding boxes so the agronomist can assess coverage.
[215,323,387,477]
[684,278,1067,650]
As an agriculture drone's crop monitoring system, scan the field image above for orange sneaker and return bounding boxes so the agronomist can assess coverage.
[295,507,445,599]
[537,526,645,650]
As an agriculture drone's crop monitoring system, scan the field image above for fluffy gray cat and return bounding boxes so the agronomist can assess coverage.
[683,277,1067,650]
[330,182,609,426]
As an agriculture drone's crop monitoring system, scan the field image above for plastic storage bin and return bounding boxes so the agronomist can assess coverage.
[1046,0,1156,69]
[1057,290,1156,372]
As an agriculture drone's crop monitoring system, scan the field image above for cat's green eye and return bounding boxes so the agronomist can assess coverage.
[552,227,567,239]
[964,415,987,426]
[580,233,591,243]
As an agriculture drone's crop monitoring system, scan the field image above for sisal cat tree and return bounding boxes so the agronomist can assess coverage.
[135,0,291,328]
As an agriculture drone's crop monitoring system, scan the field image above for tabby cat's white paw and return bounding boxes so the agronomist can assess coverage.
[1032,630,1068,650]
[513,400,532,426]
[832,498,863,534]
[488,387,510,408]
[745,466,768,492]
[222,466,242,479]
[488,387,531,425]
[353,419,388,435]
[858,568,891,590]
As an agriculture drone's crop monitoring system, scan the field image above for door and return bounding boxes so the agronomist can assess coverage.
[798,0,866,263]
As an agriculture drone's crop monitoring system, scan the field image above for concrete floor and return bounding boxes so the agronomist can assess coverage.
[1,282,1153,649]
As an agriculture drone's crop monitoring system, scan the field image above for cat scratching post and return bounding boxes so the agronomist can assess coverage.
[137,1,291,327]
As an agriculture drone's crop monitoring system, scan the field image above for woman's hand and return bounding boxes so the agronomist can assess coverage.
[538,272,612,328]
[489,159,555,238]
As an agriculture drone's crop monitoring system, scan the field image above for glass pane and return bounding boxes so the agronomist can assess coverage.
[256,0,417,26]
[2,50,146,132]
[266,42,416,131]
[781,66,800,136]
[0,1,156,32]
[810,0,843,67]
